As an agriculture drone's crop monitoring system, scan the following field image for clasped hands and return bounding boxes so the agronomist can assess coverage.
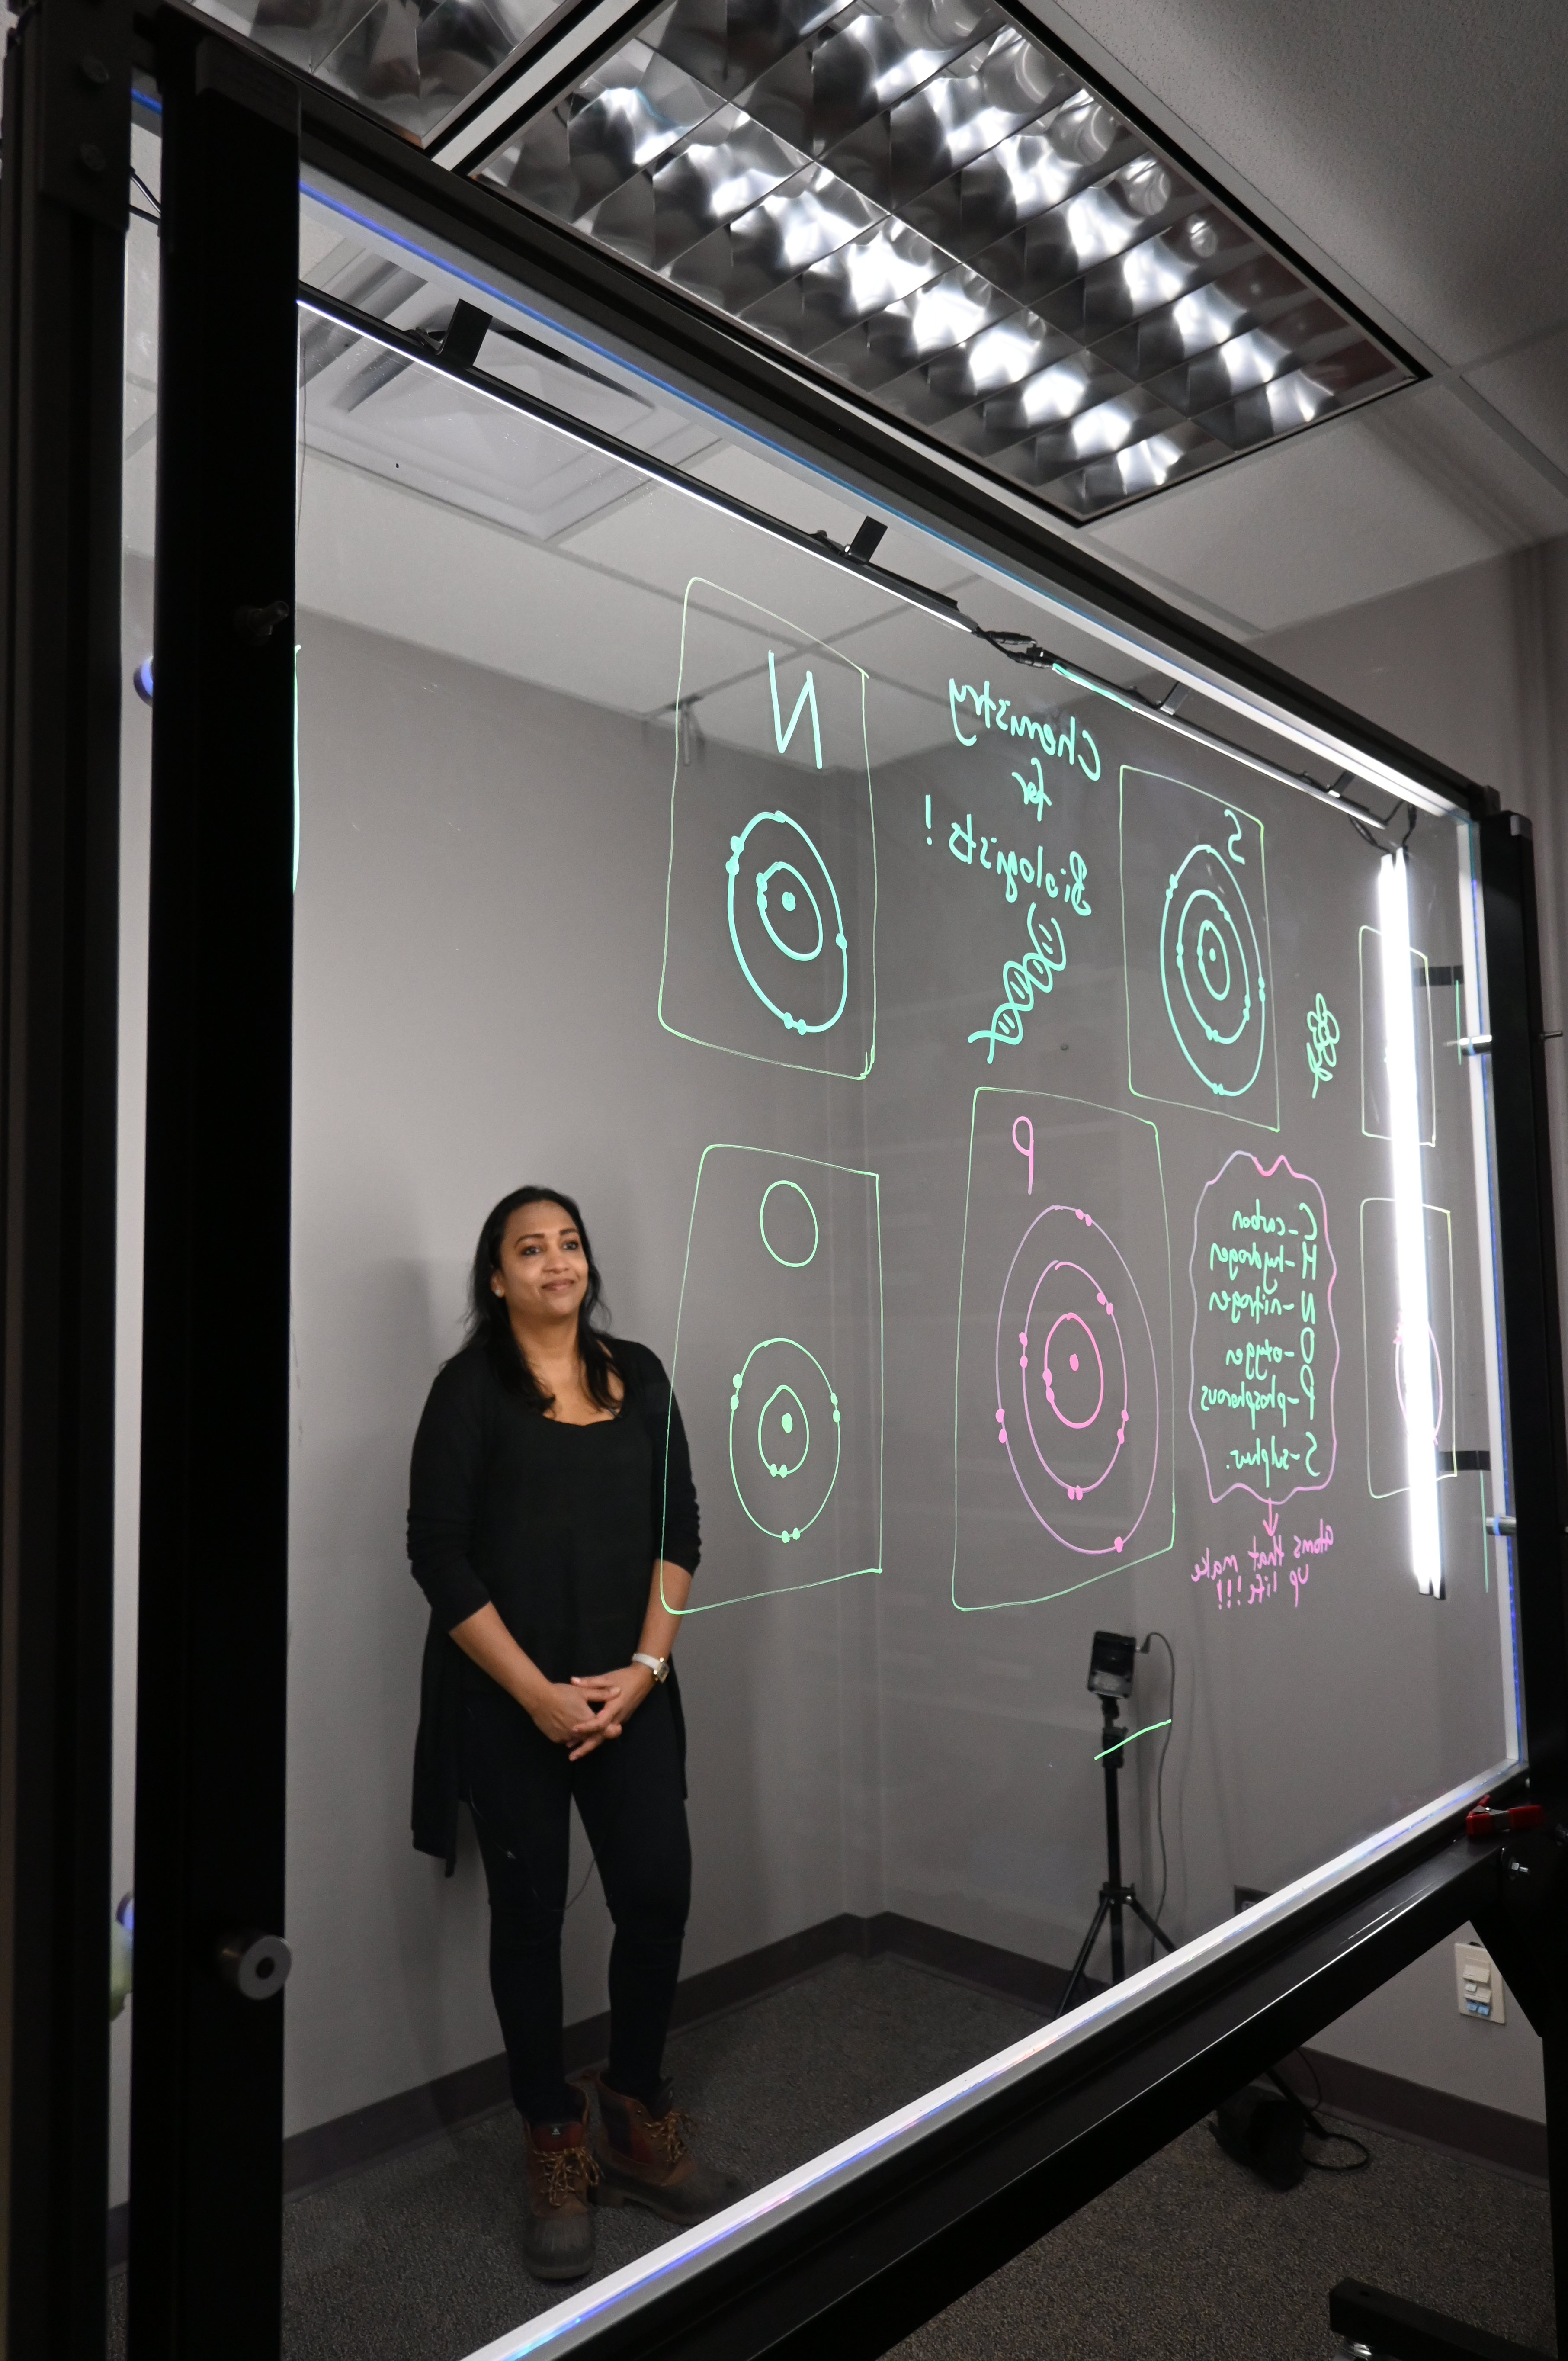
[529,1663,655,1759]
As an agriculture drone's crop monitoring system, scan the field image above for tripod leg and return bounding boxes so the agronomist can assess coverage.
[1128,1895,1177,1955]
[1101,1720,1125,1988]
[1052,1894,1111,2021]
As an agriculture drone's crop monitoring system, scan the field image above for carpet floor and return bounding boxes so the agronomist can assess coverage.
[106,1952,1555,2361]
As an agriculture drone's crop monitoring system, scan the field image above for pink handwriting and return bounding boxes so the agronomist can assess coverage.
[1194,1518,1332,1609]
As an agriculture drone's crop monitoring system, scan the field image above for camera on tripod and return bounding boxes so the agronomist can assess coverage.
[1053,1630,1174,2018]
[1087,1629,1137,1699]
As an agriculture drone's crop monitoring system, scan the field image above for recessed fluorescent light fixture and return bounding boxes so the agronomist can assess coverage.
[458,0,1415,521]
[212,0,566,145]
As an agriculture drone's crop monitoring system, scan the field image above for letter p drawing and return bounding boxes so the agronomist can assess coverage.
[1013,1114,1035,1195]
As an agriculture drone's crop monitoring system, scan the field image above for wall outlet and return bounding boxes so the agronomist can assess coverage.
[1455,1940,1505,2023]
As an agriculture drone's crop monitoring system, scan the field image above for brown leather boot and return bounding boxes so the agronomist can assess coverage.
[522,2095,600,2281]
[590,2075,742,2226]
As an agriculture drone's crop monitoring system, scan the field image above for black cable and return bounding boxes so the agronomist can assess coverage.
[1280,2046,1322,2110]
[974,632,1410,834]
[130,164,160,215]
[1142,1630,1175,1960]
[1304,2127,1372,2172]
[1206,2108,1370,2177]
[1265,2066,1371,2171]
[472,1788,597,1912]
[977,627,1054,670]
[1350,800,1418,854]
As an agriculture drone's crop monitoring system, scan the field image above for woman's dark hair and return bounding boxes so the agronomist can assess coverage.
[468,1185,619,1413]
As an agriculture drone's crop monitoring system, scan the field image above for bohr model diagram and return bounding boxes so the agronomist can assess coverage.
[1160,842,1267,1099]
[726,810,848,1039]
[995,1204,1159,1557]
[729,1336,841,1545]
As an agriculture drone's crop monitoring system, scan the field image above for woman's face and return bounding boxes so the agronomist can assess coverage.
[492,1201,589,1329]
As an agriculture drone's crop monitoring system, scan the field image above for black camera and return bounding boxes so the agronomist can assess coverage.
[1086,1629,1137,1700]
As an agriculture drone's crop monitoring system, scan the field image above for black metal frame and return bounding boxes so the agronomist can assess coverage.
[1331,2278,1552,2361]
[0,0,131,2354]
[522,1836,1513,2361]
[1476,816,1568,1801]
[0,5,1565,2355]
[1471,815,1568,2336]
[125,20,299,2359]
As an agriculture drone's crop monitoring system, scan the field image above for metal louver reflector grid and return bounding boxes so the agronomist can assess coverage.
[208,0,562,145]
[476,0,1410,520]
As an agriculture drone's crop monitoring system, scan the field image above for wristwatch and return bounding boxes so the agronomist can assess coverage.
[632,1652,670,1684]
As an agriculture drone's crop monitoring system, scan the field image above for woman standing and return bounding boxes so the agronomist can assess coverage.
[407,1185,733,2279]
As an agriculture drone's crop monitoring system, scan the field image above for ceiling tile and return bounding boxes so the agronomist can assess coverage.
[1039,0,1568,367]
[1465,327,1568,480]
[1082,379,1568,634]
[294,453,751,710]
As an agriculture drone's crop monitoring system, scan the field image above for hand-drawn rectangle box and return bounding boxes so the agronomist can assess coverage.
[1120,766,1278,1131]
[953,1089,1174,1611]
[659,580,877,1081]
[1360,1196,1456,1497]
[1359,927,1437,1146]
[1188,1147,1338,1512]
[666,1144,883,1613]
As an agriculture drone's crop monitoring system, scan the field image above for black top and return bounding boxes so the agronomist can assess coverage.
[407,1334,701,1868]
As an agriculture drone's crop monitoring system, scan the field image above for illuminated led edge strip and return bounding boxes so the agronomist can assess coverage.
[455,1756,1512,2361]
[1379,851,1442,1595]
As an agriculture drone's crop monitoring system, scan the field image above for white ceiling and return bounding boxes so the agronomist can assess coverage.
[128,11,1568,692]
[1030,0,1568,633]
[295,183,1293,776]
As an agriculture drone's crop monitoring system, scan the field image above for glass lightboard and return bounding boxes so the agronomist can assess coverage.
[276,175,1519,2357]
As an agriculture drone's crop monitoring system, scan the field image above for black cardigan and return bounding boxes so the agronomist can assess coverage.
[407,1335,701,1869]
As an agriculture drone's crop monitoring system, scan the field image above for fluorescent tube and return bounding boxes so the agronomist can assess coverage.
[1378,849,1442,1596]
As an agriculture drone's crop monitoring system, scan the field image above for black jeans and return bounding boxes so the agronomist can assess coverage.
[463,1671,690,2124]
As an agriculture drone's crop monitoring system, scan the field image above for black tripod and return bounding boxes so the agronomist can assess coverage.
[1053,1692,1175,2017]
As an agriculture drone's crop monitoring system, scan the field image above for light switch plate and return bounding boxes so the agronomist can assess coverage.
[1455,1940,1505,2023]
